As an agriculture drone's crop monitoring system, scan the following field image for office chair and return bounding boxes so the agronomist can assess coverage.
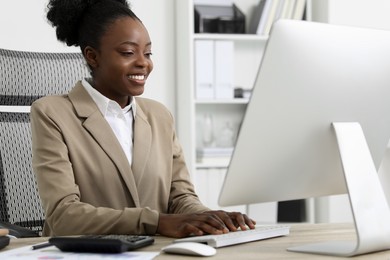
[0,48,89,236]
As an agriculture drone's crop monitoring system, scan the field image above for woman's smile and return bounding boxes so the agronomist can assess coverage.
[128,74,147,84]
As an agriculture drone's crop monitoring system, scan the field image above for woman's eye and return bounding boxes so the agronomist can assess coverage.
[122,51,134,56]
[145,52,153,58]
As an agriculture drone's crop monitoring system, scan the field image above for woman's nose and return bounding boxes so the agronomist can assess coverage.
[134,54,149,67]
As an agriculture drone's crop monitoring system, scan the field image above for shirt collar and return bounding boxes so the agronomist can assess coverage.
[81,79,136,118]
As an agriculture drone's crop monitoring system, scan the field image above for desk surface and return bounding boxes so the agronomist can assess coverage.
[2,223,390,259]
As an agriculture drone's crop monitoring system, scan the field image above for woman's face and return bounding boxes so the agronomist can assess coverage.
[86,16,153,107]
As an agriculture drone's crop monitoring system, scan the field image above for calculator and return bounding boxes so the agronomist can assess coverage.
[49,234,154,253]
[0,236,10,250]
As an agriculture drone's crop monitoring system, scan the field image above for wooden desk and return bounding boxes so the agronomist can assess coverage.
[3,223,390,259]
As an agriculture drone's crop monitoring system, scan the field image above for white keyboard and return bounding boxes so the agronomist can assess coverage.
[174,225,290,248]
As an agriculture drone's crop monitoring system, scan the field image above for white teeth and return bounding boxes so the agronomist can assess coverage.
[128,75,145,80]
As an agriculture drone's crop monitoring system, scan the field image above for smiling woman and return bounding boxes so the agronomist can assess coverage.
[30,0,255,238]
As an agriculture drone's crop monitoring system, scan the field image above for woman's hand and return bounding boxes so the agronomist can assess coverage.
[204,210,256,232]
[157,211,256,238]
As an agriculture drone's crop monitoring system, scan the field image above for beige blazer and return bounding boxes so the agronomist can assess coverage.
[31,81,209,236]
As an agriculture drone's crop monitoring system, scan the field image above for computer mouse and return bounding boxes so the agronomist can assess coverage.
[161,242,217,257]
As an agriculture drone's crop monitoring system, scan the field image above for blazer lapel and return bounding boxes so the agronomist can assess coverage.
[68,82,140,207]
[132,100,152,184]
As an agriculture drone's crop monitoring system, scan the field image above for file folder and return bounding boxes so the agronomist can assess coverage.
[214,40,234,99]
[195,40,214,99]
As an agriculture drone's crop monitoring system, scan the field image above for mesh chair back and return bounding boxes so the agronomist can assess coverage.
[0,48,89,233]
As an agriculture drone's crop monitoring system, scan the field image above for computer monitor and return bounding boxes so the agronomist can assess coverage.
[218,20,390,256]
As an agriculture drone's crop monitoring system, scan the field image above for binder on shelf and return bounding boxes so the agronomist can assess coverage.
[255,0,272,35]
[274,0,286,21]
[292,0,306,20]
[262,0,280,35]
[214,40,234,99]
[253,0,303,35]
[194,40,214,99]
[283,0,296,20]
[248,0,266,34]
[253,0,304,35]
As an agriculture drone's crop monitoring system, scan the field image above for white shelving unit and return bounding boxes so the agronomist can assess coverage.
[175,0,309,222]
[174,0,272,218]
[175,0,267,170]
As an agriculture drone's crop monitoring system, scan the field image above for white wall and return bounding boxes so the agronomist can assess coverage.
[0,0,176,114]
[0,1,71,52]
[311,0,390,30]
[131,0,175,113]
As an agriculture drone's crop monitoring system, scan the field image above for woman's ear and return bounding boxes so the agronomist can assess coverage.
[84,46,99,69]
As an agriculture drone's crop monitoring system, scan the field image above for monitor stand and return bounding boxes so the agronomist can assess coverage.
[288,122,390,256]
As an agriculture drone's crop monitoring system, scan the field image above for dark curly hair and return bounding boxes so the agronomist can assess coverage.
[46,0,140,52]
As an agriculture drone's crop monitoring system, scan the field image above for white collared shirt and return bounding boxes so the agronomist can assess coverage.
[82,79,135,166]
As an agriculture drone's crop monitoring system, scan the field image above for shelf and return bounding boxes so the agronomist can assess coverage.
[196,162,230,169]
[193,33,268,42]
[195,99,249,105]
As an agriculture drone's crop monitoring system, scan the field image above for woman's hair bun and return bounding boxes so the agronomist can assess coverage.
[46,0,130,47]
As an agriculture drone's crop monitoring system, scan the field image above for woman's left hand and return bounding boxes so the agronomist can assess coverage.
[203,210,256,232]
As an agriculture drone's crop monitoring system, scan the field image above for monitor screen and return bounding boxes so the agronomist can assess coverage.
[219,20,390,207]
